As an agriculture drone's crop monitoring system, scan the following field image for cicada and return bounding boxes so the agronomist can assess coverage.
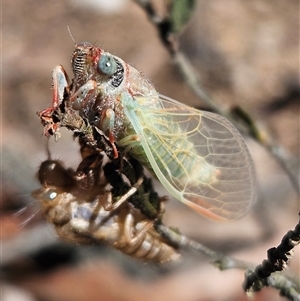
[38,42,256,221]
[33,156,180,262]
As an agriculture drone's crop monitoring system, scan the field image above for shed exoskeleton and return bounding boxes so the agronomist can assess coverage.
[33,156,180,262]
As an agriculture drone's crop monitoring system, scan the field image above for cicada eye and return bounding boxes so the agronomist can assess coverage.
[98,54,117,76]
[44,188,58,202]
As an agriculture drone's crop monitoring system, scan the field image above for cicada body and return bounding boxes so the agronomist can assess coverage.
[38,42,256,221]
[33,158,179,262]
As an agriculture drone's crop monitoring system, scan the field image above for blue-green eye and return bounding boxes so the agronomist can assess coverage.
[98,54,117,76]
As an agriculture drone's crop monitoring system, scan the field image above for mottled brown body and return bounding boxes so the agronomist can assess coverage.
[33,159,180,262]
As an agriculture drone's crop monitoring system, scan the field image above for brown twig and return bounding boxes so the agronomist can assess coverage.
[243,214,300,299]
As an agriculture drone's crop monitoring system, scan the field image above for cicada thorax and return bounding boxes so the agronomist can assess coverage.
[69,43,158,145]
[93,61,158,140]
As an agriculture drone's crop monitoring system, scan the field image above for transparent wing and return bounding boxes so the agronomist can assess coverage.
[125,94,256,221]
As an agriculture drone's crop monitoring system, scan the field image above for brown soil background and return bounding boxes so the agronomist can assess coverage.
[2,1,299,300]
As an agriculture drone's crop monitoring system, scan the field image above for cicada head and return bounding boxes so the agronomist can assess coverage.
[32,186,74,226]
[71,42,125,92]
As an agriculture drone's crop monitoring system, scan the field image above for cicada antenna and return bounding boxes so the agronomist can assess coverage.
[18,208,41,228]
[67,25,76,45]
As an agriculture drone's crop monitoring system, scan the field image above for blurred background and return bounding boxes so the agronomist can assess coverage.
[1,0,299,300]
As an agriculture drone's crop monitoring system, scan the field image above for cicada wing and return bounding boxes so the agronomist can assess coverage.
[125,94,256,221]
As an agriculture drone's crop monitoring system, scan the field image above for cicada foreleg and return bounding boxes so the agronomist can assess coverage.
[69,81,119,158]
[70,80,97,110]
[37,65,70,139]
[75,153,106,191]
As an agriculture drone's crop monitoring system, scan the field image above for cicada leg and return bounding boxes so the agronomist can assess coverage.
[100,175,144,212]
[78,139,98,160]
[70,80,97,110]
[37,65,70,138]
[104,158,164,220]
[117,134,141,154]
[96,108,119,159]
[121,211,153,250]
[67,79,118,159]
[52,65,70,110]
[75,153,105,191]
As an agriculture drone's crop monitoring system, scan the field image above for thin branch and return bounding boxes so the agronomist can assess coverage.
[156,217,300,301]
[244,271,300,301]
[243,214,300,299]
[156,223,255,270]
